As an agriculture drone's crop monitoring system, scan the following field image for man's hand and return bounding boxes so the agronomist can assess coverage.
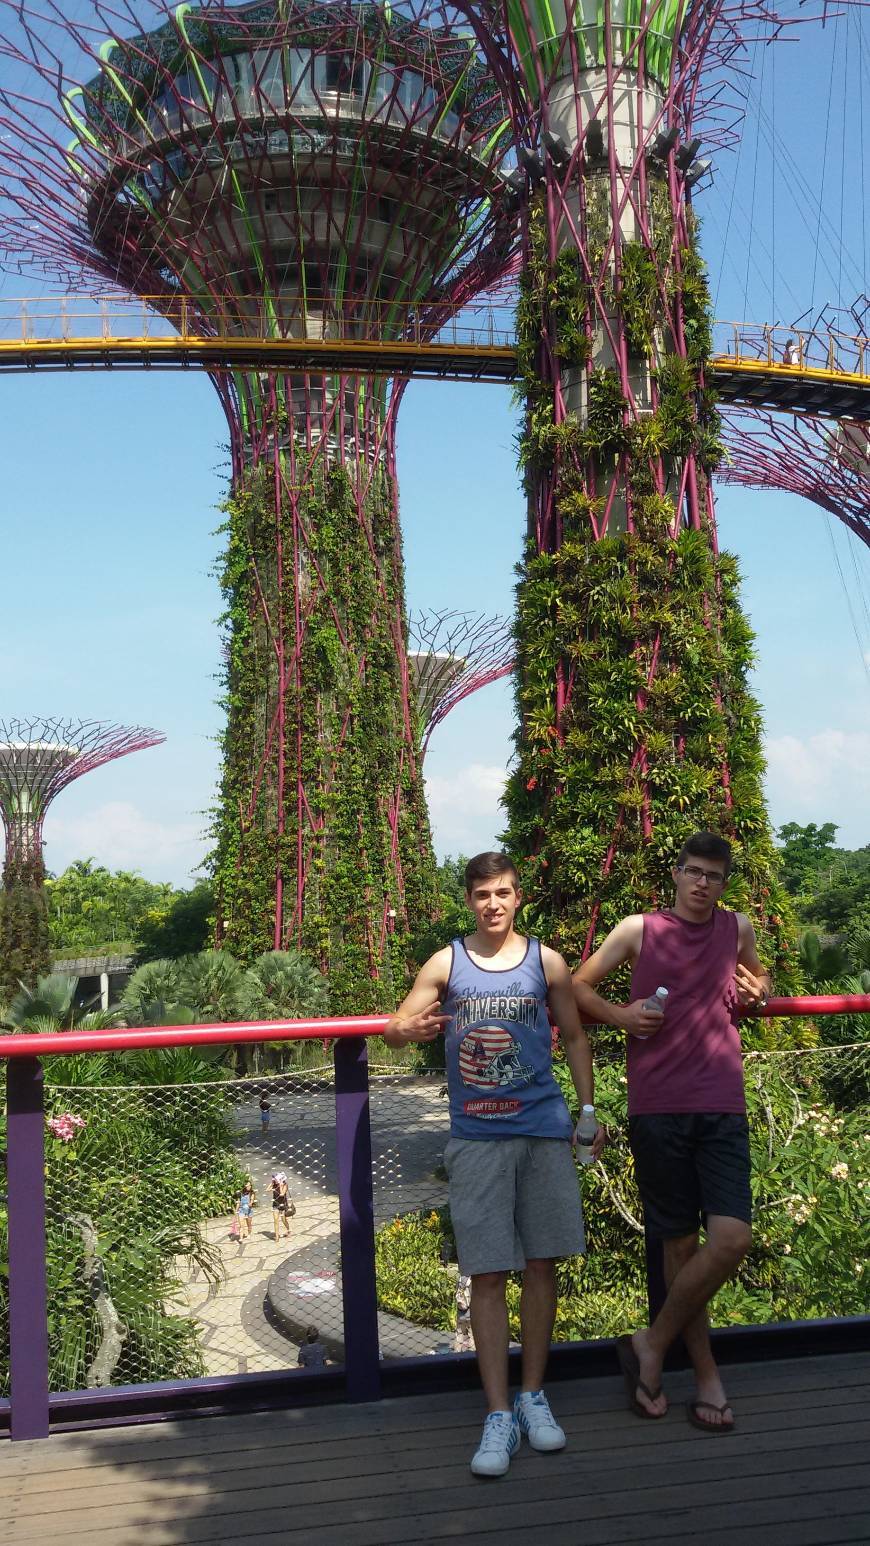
[621,999,667,1039]
[390,999,448,1043]
[734,964,768,1008]
[573,1121,608,1160]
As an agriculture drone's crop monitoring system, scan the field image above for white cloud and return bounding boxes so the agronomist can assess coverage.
[764,730,870,845]
[425,762,508,858]
[43,801,208,886]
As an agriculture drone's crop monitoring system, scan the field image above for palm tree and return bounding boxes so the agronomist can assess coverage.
[120,958,183,1026]
[245,949,329,1018]
[798,930,849,988]
[174,949,252,1024]
[6,972,120,1033]
[244,950,329,1071]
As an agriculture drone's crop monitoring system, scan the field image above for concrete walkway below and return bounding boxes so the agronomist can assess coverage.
[169,1073,450,1375]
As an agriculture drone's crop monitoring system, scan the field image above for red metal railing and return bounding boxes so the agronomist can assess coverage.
[0,998,867,1443]
[0,1014,390,1057]
[0,996,867,1057]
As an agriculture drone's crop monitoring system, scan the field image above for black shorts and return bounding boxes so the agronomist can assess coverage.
[628,1113,752,1239]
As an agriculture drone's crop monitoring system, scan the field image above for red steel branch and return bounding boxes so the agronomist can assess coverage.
[719,410,870,548]
[407,609,515,756]
[0,716,164,868]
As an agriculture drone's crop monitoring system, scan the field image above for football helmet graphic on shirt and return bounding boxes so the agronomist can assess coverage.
[458,1026,534,1090]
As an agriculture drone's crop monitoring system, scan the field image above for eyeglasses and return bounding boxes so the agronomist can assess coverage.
[677,864,727,886]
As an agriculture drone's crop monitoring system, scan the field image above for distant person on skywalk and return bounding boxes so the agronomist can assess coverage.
[783,337,800,366]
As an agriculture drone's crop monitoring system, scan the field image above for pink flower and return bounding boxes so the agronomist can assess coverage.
[47,1113,86,1143]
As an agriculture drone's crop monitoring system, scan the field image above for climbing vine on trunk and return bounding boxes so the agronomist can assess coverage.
[213,454,437,1012]
[507,190,800,1042]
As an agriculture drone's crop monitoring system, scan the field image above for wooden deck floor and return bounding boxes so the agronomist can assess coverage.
[0,1350,867,1545]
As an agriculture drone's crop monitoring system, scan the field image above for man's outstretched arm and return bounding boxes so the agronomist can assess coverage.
[383,948,451,1048]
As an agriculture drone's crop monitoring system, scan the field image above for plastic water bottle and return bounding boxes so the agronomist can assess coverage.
[634,986,668,1039]
[574,1103,597,1166]
[643,986,669,1014]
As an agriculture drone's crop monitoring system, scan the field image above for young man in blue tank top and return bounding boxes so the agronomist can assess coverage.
[572,832,770,1434]
[385,851,605,1478]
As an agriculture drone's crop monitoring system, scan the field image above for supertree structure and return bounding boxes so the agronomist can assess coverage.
[407,609,515,755]
[720,412,870,549]
[0,717,164,997]
[0,1,517,1008]
[447,0,811,988]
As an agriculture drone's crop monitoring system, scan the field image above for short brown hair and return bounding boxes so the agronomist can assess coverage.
[464,851,520,893]
[676,832,732,877]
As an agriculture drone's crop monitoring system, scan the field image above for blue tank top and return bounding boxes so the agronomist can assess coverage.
[443,937,572,1140]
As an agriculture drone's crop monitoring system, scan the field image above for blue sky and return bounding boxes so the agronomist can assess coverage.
[0,12,867,888]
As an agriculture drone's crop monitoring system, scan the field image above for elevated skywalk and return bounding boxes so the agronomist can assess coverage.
[0,301,867,418]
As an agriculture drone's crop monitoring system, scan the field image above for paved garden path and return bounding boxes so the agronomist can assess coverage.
[169,1074,450,1376]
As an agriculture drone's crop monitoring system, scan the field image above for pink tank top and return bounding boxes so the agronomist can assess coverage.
[627,909,745,1115]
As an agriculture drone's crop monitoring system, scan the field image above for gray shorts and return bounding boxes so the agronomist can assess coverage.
[444,1135,585,1276]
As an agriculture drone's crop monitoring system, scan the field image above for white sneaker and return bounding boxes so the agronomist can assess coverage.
[513,1389,566,1452]
[470,1411,520,1477]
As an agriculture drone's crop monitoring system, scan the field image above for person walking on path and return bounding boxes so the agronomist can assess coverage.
[259,1095,271,1135]
[269,1172,292,1241]
[235,1179,255,1239]
[573,831,770,1434]
[385,851,604,1478]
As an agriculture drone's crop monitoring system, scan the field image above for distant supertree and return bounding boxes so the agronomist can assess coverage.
[720,412,870,549]
[446,0,816,985]
[0,717,164,996]
[407,610,515,756]
[0,1,517,1007]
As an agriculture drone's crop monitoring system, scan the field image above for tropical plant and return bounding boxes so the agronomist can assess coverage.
[132,881,215,963]
[119,1046,232,1085]
[5,972,121,1033]
[173,949,251,1023]
[798,929,849,988]
[8,971,77,1026]
[244,949,329,1019]
[46,860,173,956]
[120,958,184,1026]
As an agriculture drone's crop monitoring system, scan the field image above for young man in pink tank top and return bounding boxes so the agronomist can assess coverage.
[573,832,770,1433]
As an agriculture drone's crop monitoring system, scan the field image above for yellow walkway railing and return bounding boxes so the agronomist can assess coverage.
[0,299,867,414]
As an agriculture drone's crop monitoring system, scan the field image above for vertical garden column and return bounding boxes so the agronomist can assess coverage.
[214,374,437,1009]
[469,0,798,985]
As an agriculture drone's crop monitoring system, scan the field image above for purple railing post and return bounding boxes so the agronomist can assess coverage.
[333,1036,381,1402]
[7,1057,50,1439]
